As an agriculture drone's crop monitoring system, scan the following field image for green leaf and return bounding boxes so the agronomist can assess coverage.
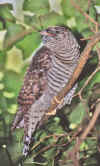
[40,12,66,28]
[0,83,4,90]
[4,24,24,48]
[24,0,49,16]
[0,0,25,21]
[0,72,4,81]
[49,0,63,15]
[5,46,23,73]
[80,141,88,151]
[67,17,76,28]
[0,30,7,50]
[88,71,100,89]
[69,103,86,127]
[4,71,22,95]
[95,5,100,14]
[0,109,2,114]
[11,0,25,21]
[17,32,40,58]
[3,91,15,98]
[7,104,17,114]
[0,5,13,20]
[43,148,55,159]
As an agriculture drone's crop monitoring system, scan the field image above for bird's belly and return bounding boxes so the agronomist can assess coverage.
[47,66,69,95]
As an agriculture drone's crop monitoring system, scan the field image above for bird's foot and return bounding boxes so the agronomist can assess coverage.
[46,96,64,116]
[52,96,64,105]
[46,109,56,115]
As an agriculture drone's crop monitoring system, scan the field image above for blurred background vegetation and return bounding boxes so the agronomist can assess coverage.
[0,0,100,165]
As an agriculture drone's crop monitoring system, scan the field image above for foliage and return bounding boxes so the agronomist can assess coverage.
[0,0,100,166]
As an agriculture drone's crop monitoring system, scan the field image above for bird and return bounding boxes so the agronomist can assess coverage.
[11,26,80,156]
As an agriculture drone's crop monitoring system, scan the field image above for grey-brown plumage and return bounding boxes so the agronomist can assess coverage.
[12,26,80,155]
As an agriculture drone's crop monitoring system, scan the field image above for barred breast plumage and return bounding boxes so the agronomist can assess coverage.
[12,26,80,155]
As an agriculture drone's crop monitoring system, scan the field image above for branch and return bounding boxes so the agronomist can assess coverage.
[5,28,36,48]
[76,46,100,99]
[70,0,99,27]
[68,102,100,164]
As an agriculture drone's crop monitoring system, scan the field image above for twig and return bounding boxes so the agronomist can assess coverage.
[68,102,100,162]
[70,0,100,99]
[77,66,100,99]
[87,0,92,14]
[80,37,91,41]
[32,128,82,159]
[31,134,65,152]
[76,44,100,98]
[32,143,57,159]
[70,0,99,26]
[25,161,47,165]
[96,47,100,63]
[3,24,39,47]
[4,28,37,48]
[70,0,99,33]
[15,125,82,164]
[2,145,14,166]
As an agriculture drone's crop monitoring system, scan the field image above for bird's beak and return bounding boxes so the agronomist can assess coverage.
[40,30,55,37]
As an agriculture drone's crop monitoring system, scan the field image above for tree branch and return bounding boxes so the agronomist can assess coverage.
[5,28,36,48]
[70,0,99,27]
[68,102,100,165]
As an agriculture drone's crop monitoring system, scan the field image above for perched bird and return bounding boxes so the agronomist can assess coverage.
[12,26,80,155]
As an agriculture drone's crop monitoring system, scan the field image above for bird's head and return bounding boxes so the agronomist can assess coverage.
[40,26,71,52]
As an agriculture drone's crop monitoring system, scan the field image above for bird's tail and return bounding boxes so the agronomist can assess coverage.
[22,92,53,156]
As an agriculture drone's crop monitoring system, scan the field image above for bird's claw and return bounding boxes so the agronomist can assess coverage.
[46,109,56,115]
[52,96,64,105]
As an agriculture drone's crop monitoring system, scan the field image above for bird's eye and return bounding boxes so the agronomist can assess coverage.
[55,30,59,34]
[46,29,57,36]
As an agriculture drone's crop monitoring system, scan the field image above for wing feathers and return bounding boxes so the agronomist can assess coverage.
[11,46,51,131]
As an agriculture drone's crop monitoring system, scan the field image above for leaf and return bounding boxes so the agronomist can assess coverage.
[0,30,7,50]
[8,104,17,114]
[0,72,4,81]
[17,32,41,58]
[11,0,25,21]
[4,24,24,48]
[87,71,100,89]
[0,0,25,21]
[4,71,22,95]
[3,91,15,98]
[49,0,63,15]
[94,5,100,14]
[67,17,76,28]
[80,142,88,151]
[43,148,55,159]
[40,12,66,28]
[24,0,49,16]
[69,123,78,129]
[69,103,86,127]
[5,46,23,73]
[0,83,4,90]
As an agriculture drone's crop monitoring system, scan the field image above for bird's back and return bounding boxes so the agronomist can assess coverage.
[12,46,52,131]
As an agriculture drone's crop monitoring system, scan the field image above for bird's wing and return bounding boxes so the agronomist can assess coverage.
[11,46,52,131]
